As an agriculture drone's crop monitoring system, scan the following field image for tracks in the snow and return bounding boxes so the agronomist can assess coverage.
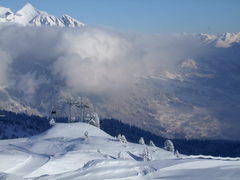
[5,144,51,177]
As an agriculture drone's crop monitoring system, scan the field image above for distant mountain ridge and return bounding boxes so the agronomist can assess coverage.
[1,3,240,48]
[197,32,240,47]
[0,3,84,27]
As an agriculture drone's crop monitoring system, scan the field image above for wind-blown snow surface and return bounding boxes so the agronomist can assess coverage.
[0,123,240,180]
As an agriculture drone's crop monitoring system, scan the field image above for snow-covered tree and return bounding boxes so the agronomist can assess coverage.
[143,147,152,161]
[117,134,122,141]
[121,135,127,144]
[164,139,175,152]
[49,118,56,126]
[118,134,127,144]
[174,150,180,158]
[85,112,100,128]
[84,131,89,141]
[93,113,100,128]
[139,137,145,145]
[149,140,156,147]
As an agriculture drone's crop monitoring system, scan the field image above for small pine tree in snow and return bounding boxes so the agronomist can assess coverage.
[164,139,175,152]
[88,112,100,128]
[139,137,145,145]
[117,134,122,142]
[149,140,156,147]
[143,147,152,161]
[121,135,127,143]
[49,118,56,126]
[84,131,89,141]
[174,150,180,158]
[92,112,100,128]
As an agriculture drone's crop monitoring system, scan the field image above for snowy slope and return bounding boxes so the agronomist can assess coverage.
[0,122,239,179]
[0,3,84,27]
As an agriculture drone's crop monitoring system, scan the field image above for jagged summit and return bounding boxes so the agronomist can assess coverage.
[0,7,13,18]
[17,3,36,13]
[0,3,84,27]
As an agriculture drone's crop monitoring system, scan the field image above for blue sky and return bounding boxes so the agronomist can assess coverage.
[1,0,240,34]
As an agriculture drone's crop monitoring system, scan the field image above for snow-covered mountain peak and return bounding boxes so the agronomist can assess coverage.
[0,3,84,27]
[16,3,36,14]
[14,3,41,25]
[61,14,85,27]
[0,7,13,18]
[197,33,217,43]
[216,32,240,47]
[197,32,240,47]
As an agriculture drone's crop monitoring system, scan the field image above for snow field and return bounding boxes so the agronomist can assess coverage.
[0,122,239,179]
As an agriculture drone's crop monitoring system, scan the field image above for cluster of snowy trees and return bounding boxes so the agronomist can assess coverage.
[118,134,127,144]
[164,139,175,152]
[84,112,100,128]
[49,111,100,128]
[139,137,154,161]
[116,134,180,161]
[164,139,180,157]
[102,120,205,157]
[49,96,100,128]
[138,137,180,161]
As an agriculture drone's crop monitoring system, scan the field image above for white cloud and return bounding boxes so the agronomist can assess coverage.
[57,28,130,62]
[16,73,47,96]
[0,25,205,95]
[0,51,12,87]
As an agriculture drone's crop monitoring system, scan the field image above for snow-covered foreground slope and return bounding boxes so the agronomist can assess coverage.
[0,123,240,180]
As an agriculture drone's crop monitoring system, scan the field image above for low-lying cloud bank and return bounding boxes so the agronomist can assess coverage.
[0,25,205,95]
[1,25,240,140]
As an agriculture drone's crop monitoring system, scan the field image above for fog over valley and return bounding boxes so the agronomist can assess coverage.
[0,23,240,140]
